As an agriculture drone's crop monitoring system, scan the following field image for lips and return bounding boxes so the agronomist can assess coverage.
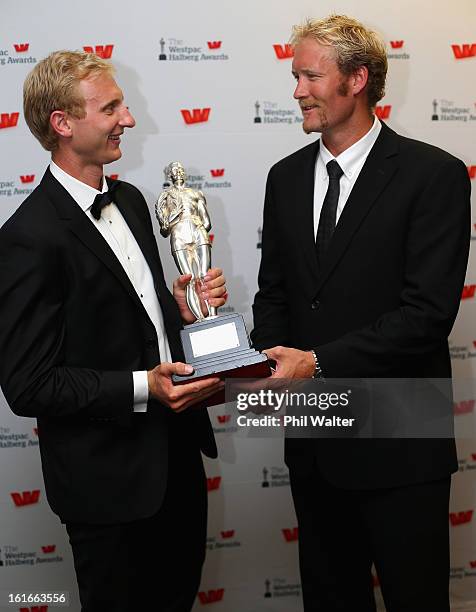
[300,104,318,112]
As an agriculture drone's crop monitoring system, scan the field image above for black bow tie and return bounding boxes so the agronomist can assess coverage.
[90,180,120,220]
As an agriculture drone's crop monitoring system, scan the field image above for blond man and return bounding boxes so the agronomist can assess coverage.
[0,51,227,611]
[252,15,470,611]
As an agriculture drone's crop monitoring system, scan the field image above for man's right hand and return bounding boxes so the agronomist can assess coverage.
[147,362,224,412]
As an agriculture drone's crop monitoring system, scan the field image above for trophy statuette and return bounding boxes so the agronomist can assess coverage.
[156,161,270,388]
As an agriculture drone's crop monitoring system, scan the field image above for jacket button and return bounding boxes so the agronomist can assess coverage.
[146,339,155,348]
[311,300,320,310]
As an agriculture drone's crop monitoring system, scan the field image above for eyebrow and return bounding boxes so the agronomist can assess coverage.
[292,68,325,77]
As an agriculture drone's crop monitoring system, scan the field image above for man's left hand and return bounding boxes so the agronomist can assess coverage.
[173,267,228,324]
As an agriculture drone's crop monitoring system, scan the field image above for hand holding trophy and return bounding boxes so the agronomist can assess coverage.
[156,161,270,391]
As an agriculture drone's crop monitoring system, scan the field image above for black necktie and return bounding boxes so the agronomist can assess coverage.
[90,180,120,220]
[316,160,344,265]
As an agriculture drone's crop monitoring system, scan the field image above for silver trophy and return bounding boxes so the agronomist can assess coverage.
[156,161,215,321]
[156,161,269,386]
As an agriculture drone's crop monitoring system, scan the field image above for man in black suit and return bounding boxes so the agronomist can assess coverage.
[0,50,227,612]
[251,15,471,612]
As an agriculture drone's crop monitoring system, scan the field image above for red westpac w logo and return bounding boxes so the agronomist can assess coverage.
[207,41,222,49]
[107,174,119,180]
[11,490,40,507]
[83,45,114,59]
[20,607,48,612]
[390,41,404,49]
[375,105,392,120]
[452,44,476,59]
[221,530,235,538]
[467,166,476,179]
[14,43,29,52]
[210,169,225,177]
[209,233,214,244]
[0,112,19,129]
[453,400,475,415]
[217,415,230,424]
[449,510,473,526]
[273,44,294,60]
[41,545,56,554]
[462,285,476,300]
[198,589,224,604]
[20,175,35,183]
[181,108,211,125]
[282,527,299,542]
[207,476,221,491]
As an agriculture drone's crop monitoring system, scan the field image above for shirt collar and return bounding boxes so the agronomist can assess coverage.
[49,160,107,212]
[319,116,381,179]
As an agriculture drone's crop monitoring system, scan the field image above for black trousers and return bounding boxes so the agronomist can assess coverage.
[288,456,451,612]
[65,437,207,612]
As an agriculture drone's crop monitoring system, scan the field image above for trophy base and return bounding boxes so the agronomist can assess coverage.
[172,313,271,405]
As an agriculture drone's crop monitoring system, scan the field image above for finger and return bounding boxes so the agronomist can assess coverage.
[169,385,223,412]
[207,283,227,297]
[204,277,226,292]
[166,361,194,377]
[208,298,226,308]
[189,376,223,393]
[206,285,227,299]
[200,284,226,305]
[174,274,193,290]
[186,381,224,404]
[169,376,223,401]
[203,268,223,282]
[263,347,280,360]
[173,383,225,412]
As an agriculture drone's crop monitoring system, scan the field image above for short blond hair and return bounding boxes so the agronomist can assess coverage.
[23,50,114,151]
[291,15,387,109]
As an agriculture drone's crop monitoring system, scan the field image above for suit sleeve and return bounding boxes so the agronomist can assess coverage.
[251,167,291,350]
[316,157,471,377]
[0,227,133,419]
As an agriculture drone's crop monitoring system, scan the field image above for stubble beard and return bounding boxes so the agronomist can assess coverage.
[302,77,349,134]
[303,106,329,135]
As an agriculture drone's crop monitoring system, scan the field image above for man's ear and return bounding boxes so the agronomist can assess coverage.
[50,110,72,139]
[352,65,369,96]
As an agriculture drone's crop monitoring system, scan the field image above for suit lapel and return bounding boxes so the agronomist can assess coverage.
[294,141,321,284]
[112,184,164,298]
[42,169,152,318]
[315,122,400,293]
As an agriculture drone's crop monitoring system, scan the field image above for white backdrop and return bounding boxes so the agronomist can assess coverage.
[0,0,475,610]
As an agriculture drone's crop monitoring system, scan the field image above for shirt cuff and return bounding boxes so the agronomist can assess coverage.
[133,371,149,413]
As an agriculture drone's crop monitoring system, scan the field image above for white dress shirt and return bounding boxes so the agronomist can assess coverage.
[313,116,382,237]
[50,161,172,412]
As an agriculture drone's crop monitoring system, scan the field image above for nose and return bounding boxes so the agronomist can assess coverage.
[293,76,307,100]
[120,105,136,128]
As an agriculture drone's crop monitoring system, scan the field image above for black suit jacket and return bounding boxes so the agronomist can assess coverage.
[0,169,216,524]
[251,122,471,489]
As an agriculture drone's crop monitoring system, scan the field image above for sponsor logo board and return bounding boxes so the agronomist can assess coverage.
[159,37,229,62]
